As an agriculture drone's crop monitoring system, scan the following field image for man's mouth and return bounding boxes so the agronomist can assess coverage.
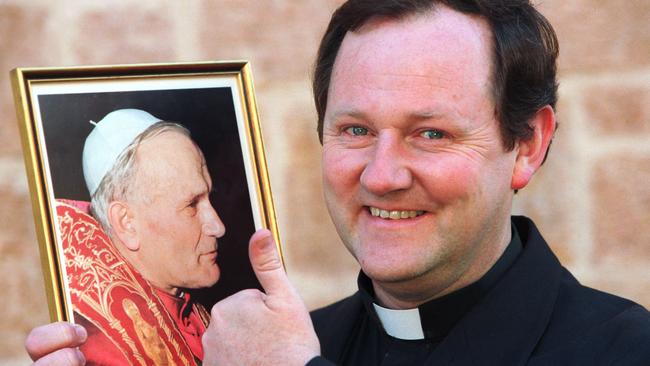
[202,248,218,259]
[368,206,425,220]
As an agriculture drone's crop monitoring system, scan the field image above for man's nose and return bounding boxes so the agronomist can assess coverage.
[202,203,226,238]
[360,132,413,196]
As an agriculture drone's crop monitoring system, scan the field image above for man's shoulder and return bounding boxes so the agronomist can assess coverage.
[533,267,650,362]
[554,269,650,338]
[507,216,650,362]
[310,292,365,357]
[514,215,649,326]
[310,292,363,331]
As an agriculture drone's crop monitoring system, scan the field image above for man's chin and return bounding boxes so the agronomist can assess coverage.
[205,270,221,287]
[191,268,221,289]
[360,259,435,285]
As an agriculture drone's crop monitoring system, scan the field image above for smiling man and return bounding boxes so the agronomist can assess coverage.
[25,1,650,365]
[203,1,650,365]
[319,6,523,308]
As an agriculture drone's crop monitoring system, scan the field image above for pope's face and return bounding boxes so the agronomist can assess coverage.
[127,131,225,294]
[322,7,518,305]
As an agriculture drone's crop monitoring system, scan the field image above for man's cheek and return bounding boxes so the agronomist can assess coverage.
[323,147,364,180]
[145,213,168,232]
[422,161,478,203]
[144,215,186,243]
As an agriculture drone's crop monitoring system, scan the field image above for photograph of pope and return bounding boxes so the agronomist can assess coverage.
[58,108,225,365]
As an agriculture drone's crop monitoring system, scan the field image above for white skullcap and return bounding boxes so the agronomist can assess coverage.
[82,108,161,196]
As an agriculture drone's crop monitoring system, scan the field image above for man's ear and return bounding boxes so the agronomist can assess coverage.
[107,201,139,251]
[511,105,556,190]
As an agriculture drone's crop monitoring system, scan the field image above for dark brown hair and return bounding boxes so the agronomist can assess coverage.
[312,0,559,151]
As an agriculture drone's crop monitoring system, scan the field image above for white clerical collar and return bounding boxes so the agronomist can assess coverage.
[373,303,425,340]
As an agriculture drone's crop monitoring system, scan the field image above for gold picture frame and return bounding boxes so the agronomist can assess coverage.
[11,61,281,364]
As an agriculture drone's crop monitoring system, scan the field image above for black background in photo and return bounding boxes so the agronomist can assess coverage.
[38,87,260,307]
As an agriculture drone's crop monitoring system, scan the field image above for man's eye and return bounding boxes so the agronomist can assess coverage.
[345,126,369,136]
[420,130,445,139]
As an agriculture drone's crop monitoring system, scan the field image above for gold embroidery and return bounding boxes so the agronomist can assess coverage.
[58,201,196,365]
[123,298,173,365]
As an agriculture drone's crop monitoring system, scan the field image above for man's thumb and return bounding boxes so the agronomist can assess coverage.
[249,229,289,297]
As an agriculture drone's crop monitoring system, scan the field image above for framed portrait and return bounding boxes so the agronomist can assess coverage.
[12,62,281,364]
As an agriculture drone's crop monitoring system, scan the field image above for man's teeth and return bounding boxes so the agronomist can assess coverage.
[369,207,424,220]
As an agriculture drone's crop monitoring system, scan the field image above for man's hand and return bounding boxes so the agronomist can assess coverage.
[203,229,321,365]
[25,321,87,365]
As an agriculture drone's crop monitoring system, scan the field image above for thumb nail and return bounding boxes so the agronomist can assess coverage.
[75,324,87,342]
[260,233,275,254]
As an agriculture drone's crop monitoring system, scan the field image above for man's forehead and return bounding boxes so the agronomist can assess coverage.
[327,6,493,116]
[342,9,490,65]
[138,130,196,157]
[135,131,206,181]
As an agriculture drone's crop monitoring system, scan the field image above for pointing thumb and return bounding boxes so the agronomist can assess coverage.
[249,229,289,297]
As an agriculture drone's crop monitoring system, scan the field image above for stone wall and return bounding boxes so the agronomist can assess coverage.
[1,1,648,363]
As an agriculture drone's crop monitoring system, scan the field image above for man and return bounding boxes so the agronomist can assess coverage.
[49,108,225,365]
[26,1,650,365]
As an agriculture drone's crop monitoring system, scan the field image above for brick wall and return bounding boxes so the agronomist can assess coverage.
[1,1,648,362]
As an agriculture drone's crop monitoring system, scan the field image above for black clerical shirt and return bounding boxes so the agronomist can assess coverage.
[309,226,522,366]
[310,216,650,365]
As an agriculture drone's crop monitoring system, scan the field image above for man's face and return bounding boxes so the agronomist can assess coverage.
[127,131,225,294]
[322,7,519,304]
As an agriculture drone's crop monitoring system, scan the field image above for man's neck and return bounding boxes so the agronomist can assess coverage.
[112,240,179,296]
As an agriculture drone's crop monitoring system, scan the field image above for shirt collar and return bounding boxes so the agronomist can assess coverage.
[154,288,194,320]
[359,223,523,341]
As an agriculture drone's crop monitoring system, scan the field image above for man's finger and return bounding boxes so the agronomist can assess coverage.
[249,229,291,297]
[25,322,87,361]
[32,348,86,366]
